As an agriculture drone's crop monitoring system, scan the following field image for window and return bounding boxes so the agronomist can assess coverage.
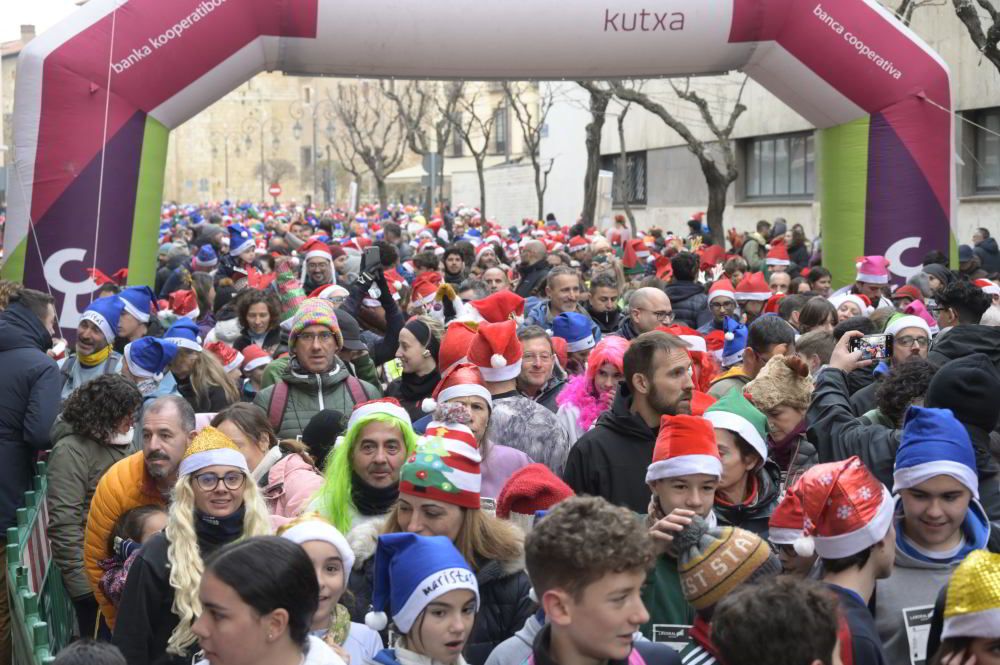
[972,108,1000,192]
[303,86,313,105]
[449,112,464,157]
[301,146,312,170]
[600,151,647,206]
[744,132,815,199]
[493,105,508,155]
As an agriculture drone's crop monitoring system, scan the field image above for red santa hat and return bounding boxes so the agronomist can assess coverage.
[205,341,244,374]
[437,321,479,373]
[764,293,785,315]
[768,487,807,546]
[340,239,363,256]
[708,278,736,304]
[467,291,525,325]
[765,237,790,266]
[568,236,589,255]
[657,324,707,354]
[468,320,522,382]
[645,415,722,483]
[475,244,496,261]
[974,278,1000,298]
[734,272,771,302]
[654,255,673,280]
[384,268,406,293]
[496,464,574,532]
[422,363,493,413]
[792,456,894,559]
[829,293,873,317]
[240,344,272,374]
[855,256,891,285]
[309,284,351,301]
[411,272,443,308]
[158,289,200,325]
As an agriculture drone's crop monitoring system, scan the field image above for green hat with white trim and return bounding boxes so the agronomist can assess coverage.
[703,390,768,462]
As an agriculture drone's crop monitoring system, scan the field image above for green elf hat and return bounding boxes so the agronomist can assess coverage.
[703,389,768,462]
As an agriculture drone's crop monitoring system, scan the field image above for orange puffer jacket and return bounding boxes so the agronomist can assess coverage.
[83,451,166,627]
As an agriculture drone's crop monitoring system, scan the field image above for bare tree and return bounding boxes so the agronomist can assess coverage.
[503,82,556,220]
[954,0,1000,72]
[616,103,636,235]
[450,86,499,218]
[610,77,748,243]
[892,0,944,25]
[253,158,297,185]
[328,82,408,214]
[576,82,614,228]
[381,81,465,209]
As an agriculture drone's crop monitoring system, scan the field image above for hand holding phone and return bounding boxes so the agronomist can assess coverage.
[848,333,894,362]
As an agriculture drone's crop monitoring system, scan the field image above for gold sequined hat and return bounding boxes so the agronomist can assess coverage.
[942,549,1000,639]
[178,426,249,477]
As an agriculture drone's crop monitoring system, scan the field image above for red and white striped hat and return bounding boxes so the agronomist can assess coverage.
[401,408,482,510]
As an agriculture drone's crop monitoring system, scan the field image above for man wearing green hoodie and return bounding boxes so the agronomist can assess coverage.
[875,405,1000,665]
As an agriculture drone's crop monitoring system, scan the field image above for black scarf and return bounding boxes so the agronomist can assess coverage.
[195,504,246,554]
[351,472,399,516]
[397,369,441,403]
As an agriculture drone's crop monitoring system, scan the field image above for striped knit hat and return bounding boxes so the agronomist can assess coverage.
[400,403,482,510]
[288,297,341,349]
[674,515,781,612]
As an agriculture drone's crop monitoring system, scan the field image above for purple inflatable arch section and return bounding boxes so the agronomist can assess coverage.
[6,0,952,332]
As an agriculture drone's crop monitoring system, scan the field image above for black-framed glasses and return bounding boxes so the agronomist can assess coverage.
[193,471,246,492]
[297,331,336,344]
[710,300,737,311]
[639,308,674,322]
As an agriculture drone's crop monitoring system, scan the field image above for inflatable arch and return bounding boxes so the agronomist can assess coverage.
[6,0,953,333]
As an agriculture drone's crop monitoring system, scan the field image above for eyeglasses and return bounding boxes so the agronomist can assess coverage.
[710,300,737,311]
[193,471,246,492]
[895,335,929,348]
[523,352,553,363]
[639,308,674,323]
[296,331,336,344]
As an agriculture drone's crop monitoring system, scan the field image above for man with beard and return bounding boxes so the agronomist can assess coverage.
[848,313,931,415]
[563,332,694,514]
[83,395,195,628]
[299,238,335,294]
[60,296,125,400]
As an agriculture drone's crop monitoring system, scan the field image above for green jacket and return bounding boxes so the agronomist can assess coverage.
[641,554,695,646]
[254,358,381,440]
[46,417,131,599]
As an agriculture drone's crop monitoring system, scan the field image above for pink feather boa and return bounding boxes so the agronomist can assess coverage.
[557,373,614,433]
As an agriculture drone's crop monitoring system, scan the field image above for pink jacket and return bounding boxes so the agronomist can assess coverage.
[261,451,324,528]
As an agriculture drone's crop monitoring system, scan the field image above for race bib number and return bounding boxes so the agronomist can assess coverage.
[903,605,935,665]
[650,624,690,651]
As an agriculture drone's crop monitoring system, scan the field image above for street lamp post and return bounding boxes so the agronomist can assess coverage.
[242,111,283,203]
[210,129,242,200]
[290,98,335,206]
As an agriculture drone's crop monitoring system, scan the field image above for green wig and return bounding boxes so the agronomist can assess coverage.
[314,412,419,534]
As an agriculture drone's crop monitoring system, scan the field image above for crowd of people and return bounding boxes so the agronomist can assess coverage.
[1,201,999,665]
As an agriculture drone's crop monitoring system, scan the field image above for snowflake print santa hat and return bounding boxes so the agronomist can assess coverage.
[400,402,482,510]
[792,456,894,559]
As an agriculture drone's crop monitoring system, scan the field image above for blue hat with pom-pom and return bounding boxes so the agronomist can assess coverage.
[227,223,255,256]
[364,533,479,633]
[721,317,748,369]
[192,244,219,269]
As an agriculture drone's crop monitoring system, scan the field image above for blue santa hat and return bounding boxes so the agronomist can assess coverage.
[124,337,178,379]
[894,405,979,499]
[192,245,219,269]
[364,533,479,633]
[228,223,255,256]
[721,317,748,368]
[118,286,155,324]
[164,317,203,352]
[549,312,596,352]
[80,296,124,343]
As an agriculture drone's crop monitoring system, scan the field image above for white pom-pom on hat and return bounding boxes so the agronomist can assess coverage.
[365,611,388,631]
[793,536,815,558]
[724,332,734,341]
[421,397,437,414]
[491,353,508,368]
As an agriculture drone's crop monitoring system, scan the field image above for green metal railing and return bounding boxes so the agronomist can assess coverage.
[7,461,75,665]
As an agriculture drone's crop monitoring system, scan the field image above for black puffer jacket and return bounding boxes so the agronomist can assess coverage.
[664,281,711,329]
[714,460,781,537]
[0,302,61,532]
[466,556,534,665]
[562,382,658,514]
[974,236,1000,275]
[928,325,1000,372]
[585,303,623,336]
[514,259,550,299]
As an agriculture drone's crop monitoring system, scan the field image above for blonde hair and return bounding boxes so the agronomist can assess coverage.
[383,502,523,571]
[165,473,272,655]
[191,351,241,406]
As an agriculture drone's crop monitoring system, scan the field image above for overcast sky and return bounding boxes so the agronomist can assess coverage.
[3,0,80,44]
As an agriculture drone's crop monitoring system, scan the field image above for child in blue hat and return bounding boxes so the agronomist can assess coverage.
[367,533,479,665]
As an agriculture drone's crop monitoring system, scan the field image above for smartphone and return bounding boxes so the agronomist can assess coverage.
[849,333,894,361]
[362,246,381,273]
